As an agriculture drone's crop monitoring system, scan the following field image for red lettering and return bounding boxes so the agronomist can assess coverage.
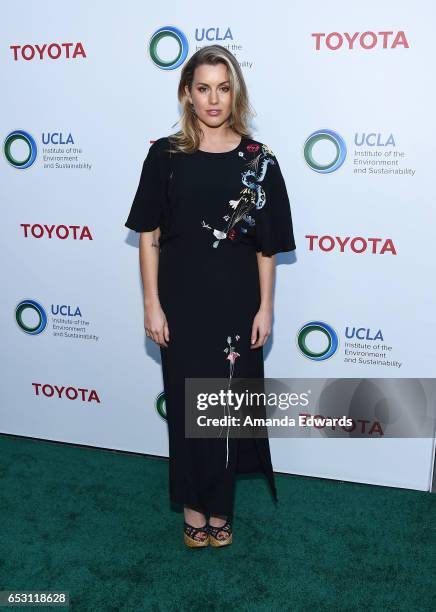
[21,223,30,236]
[326,32,343,50]
[343,32,359,49]
[350,237,366,253]
[335,236,350,252]
[380,239,396,255]
[311,30,409,51]
[305,234,318,250]
[22,44,35,60]
[9,42,86,61]
[34,44,47,59]
[66,387,78,400]
[56,225,69,239]
[48,43,61,59]
[10,45,20,60]
[378,31,394,48]
[21,224,93,240]
[63,42,73,58]
[70,225,80,239]
[311,33,324,50]
[73,42,86,58]
[367,237,382,253]
[53,386,64,398]
[80,226,92,240]
[32,224,44,238]
[45,225,55,239]
[360,31,377,49]
[319,235,335,251]
[42,384,54,397]
[357,419,370,433]
[369,421,384,435]
[392,31,409,49]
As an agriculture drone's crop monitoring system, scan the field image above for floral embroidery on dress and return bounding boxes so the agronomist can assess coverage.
[221,334,240,468]
[201,143,276,248]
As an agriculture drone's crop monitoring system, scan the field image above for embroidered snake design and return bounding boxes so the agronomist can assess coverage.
[202,144,276,248]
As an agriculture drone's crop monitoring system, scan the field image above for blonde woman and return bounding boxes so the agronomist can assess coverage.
[125,44,296,547]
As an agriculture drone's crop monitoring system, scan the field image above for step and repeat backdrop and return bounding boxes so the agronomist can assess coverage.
[2,1,435,492]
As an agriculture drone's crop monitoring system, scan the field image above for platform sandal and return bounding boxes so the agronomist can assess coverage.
[183,521,210,548]
[207,519,233,547]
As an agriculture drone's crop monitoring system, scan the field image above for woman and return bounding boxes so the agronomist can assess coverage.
[125,44,296,548]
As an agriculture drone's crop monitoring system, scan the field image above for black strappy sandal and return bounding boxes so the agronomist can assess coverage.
[183,521,210,548]
[207,520,233,547]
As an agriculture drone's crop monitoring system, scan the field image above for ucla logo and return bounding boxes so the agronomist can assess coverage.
[297,321,339,361]
[42,132,74,145]
[345,327,383,341]
[51,304,82,317]
[4,130,37,169]
[149,26,189,70]
[195,27,233,42]
[15,299,47,334]
[354,133,395,147]
[304,129,347,173]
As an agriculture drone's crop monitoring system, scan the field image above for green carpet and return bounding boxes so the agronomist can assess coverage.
[1,434,435,611]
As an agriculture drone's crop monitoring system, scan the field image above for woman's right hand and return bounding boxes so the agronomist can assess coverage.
[144,300,170,347]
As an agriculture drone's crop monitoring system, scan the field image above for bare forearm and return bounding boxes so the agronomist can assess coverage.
[139,228,161,306]
[256,252,275,311]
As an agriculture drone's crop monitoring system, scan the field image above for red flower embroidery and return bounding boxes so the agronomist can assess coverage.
[247,143,260,153]
[227,350,240,364]
[228,228,237,241]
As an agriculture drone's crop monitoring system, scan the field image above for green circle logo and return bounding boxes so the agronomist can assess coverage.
[297,321,339,360]
[4,130,37,168]
[304,129,346,173]
[149,26,189,70]
[156,391,167,419]
[16,299,47,334]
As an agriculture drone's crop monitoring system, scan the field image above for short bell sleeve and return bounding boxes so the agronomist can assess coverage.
[124,142,164,232]
[254,152,296,257]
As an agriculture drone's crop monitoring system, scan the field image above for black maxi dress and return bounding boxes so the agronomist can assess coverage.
[125,135,296,517]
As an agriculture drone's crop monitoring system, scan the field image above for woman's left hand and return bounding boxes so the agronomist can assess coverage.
[250,306,272,348]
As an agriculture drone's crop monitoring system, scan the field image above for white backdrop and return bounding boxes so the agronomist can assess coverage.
[2,1,435,492]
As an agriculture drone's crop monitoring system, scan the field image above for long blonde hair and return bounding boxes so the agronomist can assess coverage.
[167,44,256,154]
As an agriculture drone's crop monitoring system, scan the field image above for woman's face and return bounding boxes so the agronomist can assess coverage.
[185,62,233,129]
